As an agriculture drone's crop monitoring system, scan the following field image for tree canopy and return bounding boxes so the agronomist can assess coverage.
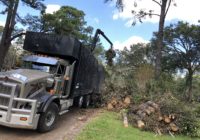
[162,21,200,101]
[106,0,175,79]
[24,6,94,44]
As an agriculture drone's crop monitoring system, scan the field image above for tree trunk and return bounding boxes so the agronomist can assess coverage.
[186,70,193,102]
[0,0,19,70]
[155,0,167,79]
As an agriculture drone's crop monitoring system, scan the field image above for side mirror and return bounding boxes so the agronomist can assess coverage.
[46,78,54,88]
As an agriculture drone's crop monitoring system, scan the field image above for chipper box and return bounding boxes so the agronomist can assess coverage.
[0,29,113,132]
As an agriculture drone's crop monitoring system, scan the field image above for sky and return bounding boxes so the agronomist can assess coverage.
[0,0,200,50]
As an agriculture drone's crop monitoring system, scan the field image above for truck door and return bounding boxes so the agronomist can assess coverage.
[61,61,76,98]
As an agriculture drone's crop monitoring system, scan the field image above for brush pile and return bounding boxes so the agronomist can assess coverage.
[128,101,180,135]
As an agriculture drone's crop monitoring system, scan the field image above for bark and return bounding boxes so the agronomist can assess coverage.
[186,69,193,102]
[155,0,168,79]
[0,0,19,70]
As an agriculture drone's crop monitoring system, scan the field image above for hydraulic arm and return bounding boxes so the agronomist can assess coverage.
[91,29,113,52]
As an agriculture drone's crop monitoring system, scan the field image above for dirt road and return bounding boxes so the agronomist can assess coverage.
[0,108,99,140]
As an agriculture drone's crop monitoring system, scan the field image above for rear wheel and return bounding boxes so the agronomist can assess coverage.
[37,102,59,133]
[82,95,91,108]
[78,96,84,108]
[74,96,84,108]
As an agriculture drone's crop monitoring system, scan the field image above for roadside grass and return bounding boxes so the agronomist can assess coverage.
[76,111,200,140]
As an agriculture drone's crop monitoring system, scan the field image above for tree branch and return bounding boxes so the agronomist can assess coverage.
[148,13,160,17]
[152,0,161,6]
[165,0,172,18]
[10,32,26,41]
[0,0,9,7]
[0,8,8,15]
[136,12,160,21]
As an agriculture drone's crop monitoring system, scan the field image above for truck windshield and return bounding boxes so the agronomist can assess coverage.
[23,61,57,74]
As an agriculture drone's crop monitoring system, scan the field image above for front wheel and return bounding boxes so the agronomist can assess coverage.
[37,102,59,133]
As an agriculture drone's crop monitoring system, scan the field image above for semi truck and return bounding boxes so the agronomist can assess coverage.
[0,29,113,132]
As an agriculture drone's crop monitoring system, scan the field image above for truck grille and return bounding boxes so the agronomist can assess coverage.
[0,84,12,95]
[0,84,13,107]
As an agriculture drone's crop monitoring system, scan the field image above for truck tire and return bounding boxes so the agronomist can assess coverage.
[82,95,91,108]
[37,102,59,132]
[78,96,84,108]
[74,96,84,108]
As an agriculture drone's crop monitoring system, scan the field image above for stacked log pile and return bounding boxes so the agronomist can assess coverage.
[106,97,180,135]
[107,96,131,111]
[128,101,179,135]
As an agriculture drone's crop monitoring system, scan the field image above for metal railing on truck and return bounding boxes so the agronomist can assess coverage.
[0,82,37,124]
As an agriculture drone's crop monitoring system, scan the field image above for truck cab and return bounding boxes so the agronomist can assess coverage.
[0,54,76,132]
[0,30,112,132]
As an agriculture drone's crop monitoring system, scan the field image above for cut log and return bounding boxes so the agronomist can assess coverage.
[124,96,131,106]
[111,98,118,106]
[122,112,128,128]
[164,115,171,124]
[107,103,113,110]
[144,106,155,115]
[137,120,145,129]
[170,123,179,132]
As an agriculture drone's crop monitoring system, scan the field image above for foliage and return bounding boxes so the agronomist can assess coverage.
[101,65,133,105]
[106,0,175,25]
[163,21,200,101]
[101,44,170,105]
[134,64,154,94]
[77,111,196,140]
[160,100,200,137]
[146,73,176,97]
[192,76,200,100]
[24,6,93,44]
[117,43,149,67]
[106,0,176,78]
[163,21,200,72]
[2,45,23,70]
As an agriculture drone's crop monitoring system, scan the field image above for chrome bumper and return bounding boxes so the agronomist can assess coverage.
[0,82,39,129]
[0,110,40,129]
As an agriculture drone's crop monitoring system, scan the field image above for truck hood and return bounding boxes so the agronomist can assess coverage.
[0,69,52,83]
